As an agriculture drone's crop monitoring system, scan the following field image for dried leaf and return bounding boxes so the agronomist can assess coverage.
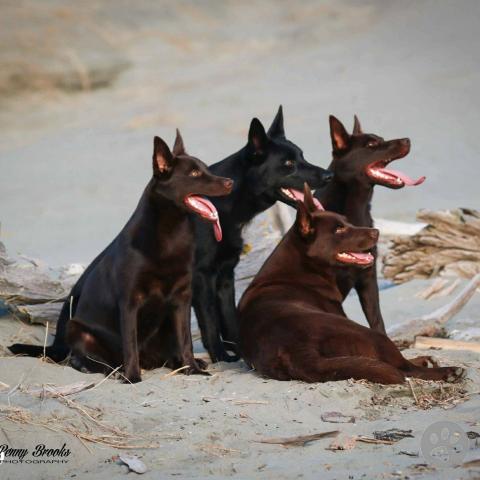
[23,381,95,398]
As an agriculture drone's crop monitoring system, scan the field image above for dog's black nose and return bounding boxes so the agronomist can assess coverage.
[223,178,234,190]
[400,138,410,148]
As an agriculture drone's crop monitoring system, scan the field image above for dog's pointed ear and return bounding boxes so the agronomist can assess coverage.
[329,115,350,153]
[303,182,316,213]
[248,118,268,154]
[153,136,174,176]
[353,115,363,135]
[172,128,186,156]
[296,200,314,238]
[267,105,285,139]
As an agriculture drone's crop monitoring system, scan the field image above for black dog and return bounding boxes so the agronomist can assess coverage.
[314,116,425,333]
[9,132,233,382]
[192,106,332,362]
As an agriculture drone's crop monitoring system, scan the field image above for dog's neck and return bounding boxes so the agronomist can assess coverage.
[236,182,275,222]
[249,228,344,304]
[127,180,192,257]
[210,148,276,225]
[319,171,374,228]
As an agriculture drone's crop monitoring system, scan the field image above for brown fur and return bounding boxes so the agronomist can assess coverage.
[238,185,464,384]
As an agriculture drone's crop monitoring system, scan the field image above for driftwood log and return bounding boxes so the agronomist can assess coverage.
[388,273,480,347]
[0,244,82,325]
[0,212,281,326]
[413,336,480,353]
[383,208,480,283]
[2,209,478,344]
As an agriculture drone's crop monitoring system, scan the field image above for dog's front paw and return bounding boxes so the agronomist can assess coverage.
[184,359,210,376]
[194,358,209,370]
[124,367,142,384]
[124,374,142,384]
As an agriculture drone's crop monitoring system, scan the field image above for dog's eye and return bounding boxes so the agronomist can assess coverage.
[189,169,202,177]
[284,159,294,168]
[366,141,378,148]
[335,226,347,234]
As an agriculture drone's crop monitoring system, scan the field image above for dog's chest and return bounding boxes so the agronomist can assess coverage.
[132,260,192,305]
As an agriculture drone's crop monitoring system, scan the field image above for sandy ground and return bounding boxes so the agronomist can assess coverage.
[1,0,480,266]
[1,262,480,479]
[0,314,479,480]
[1,1,480,479]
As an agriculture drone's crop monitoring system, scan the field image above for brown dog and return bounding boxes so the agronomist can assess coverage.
[314,116,425,333]
[238,185,463,384]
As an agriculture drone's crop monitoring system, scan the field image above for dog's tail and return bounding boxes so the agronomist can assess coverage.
[8,298,71,362]
[8,343,69,362]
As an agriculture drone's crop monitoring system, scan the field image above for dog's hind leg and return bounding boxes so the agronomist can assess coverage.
[347,332,465,382]
[273,352,406,384]
[66,318,121,375]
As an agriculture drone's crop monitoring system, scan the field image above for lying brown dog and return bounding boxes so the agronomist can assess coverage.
[238,185,464,384]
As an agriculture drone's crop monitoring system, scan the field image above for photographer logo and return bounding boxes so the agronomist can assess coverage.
[0,444,70,465]
[421,421,469,467]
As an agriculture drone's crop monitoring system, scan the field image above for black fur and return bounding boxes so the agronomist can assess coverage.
[192,106,333,362]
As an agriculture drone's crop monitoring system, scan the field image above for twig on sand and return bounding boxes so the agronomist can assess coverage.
[356,436,395,445]
[0,399,160,450]
[22,381,95,398]
[85,355,138,388]
[162,366,190,378]
[202,396,269,405]
[407,378,419,405]
[256,430,339,447]
[42,321,49,360]
[91,366,122,390]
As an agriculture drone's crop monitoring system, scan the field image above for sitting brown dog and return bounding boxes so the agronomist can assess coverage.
[238,184,464,384]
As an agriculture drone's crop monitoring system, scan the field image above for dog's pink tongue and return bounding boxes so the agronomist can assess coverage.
[349,252,374,263]
[380,167,426,186]
[289,189,324,210]
[186,195,223,242]
[213,221,222,242]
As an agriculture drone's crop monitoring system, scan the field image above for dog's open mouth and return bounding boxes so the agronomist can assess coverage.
[184,195,222,242]
[336,251,374,266]
[366,159,425,189]
[280,188,324,210]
